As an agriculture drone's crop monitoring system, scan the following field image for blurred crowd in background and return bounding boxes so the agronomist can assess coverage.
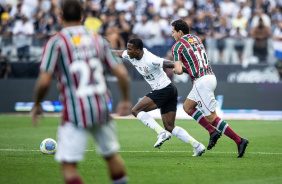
[0,0,282,80]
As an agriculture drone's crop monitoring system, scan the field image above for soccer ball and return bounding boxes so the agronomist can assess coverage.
[40,138,57,154]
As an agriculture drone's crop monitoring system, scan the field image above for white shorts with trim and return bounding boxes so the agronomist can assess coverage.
[55,121,120,163]
[187,75,218,116]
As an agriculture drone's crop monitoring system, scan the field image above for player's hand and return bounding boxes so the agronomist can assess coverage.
[172,69,180,74]
[173,68,183,75]
[30,103,43,127]
[116,100,131,116]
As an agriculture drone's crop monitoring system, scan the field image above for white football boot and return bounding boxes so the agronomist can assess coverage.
[154,130,172,148]
[192,142,206,156]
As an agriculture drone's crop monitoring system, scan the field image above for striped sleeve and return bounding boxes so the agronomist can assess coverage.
[101,37,119,69]
[172,42,183,62]
[40,35,61,73]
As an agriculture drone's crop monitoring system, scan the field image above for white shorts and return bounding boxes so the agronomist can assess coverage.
[187,75,218,116]
[55,121,120,163]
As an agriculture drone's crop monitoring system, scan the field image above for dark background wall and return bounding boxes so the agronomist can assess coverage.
[7,62,281,83]
[0,80,281,112]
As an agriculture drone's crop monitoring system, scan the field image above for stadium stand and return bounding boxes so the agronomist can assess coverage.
[0,0,281,80]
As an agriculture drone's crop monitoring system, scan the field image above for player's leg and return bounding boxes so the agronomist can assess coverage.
[132,96,158,117]
[161,111,206,156]
[184,75,222,150]
[104,154,127,184]
[184,98,222,150]
[159,82,178,133]
[161,111,176,133]
[206,111,249,157]
[55,123,88,184]
[132,96,165,134]
[183,98,216,135]
[92,121,127,183]
[147,83,181,148]
[150,111,174,148]
[61,162,83,184]
[158,83,205,155]
[205,111,241,145]
[193,75,248,156]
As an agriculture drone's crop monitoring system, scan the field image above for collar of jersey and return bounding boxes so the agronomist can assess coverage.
[182,34,190,38]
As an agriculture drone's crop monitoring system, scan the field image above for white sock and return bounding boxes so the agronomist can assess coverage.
[172,126,197,146]
[136,111,163,134]
[192,142,200,149]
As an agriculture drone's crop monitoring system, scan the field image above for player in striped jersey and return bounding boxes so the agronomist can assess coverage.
[114,38,206,157]
[31,1,130,184]
[171,19,249,158]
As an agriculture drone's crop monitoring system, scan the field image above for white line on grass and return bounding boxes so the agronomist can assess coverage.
[0,149,282,155]
[118,150,282,155]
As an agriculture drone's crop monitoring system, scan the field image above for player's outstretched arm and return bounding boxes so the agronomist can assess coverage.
[112,50,125,58]
[31,72,53,126]
[109,63,131,116]
[163,59,175,68]
[163,60,189,74]
[174,61,184,75]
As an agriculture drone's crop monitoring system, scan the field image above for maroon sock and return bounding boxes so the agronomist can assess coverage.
[66,177,83,184]
[212,117,241,145]
[112,173,127,184]
[188,108,215,134]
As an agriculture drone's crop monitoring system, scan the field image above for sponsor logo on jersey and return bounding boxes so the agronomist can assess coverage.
[143,66,149,73]
[188,39,194,43]
[72,35,82,45]
[72,35,93,46]
[152,62,160,67]
[143,74,155,81]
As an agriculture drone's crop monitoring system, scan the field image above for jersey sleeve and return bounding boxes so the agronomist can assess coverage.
[172,42,183,62]
[102,38,120,69]
[122,50,129,59]
[40,35,60,73]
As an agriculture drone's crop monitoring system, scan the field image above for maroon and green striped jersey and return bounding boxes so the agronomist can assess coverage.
[172,34,214,82]
[40,25,119,128]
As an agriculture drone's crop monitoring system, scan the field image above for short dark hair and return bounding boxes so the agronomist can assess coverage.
[61,0,82,22]
[171,19,189,34]
[128,38,143,50]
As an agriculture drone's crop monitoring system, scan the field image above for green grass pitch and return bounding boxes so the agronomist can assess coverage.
[0,115,282,184]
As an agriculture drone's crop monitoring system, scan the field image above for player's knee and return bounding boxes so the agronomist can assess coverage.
[131,108,139,117]
[205,117,213,124]
[183,105,193,114]
[205,114,217,124]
